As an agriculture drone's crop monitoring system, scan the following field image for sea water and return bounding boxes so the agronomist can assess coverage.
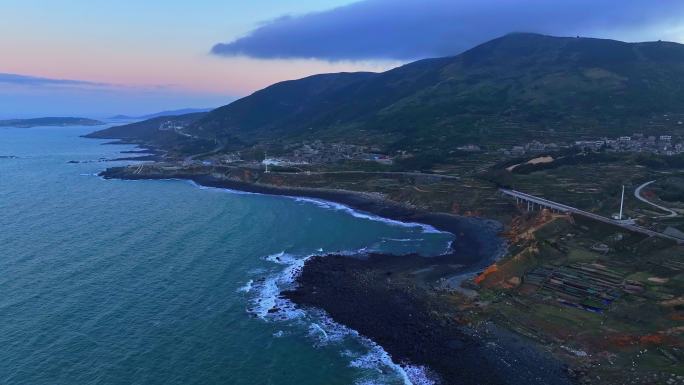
[0,125,455,385]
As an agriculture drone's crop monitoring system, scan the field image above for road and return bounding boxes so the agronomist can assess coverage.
[266,169,461,180]
[500,188,683,244]
[299,170,460,180]
[634,181,678,218]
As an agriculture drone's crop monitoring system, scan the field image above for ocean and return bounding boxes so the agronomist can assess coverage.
[0,125,456,385]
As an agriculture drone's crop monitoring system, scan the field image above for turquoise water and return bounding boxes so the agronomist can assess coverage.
[0,126,454,385]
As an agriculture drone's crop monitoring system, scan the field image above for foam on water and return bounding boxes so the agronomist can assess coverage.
[108,174,453,383]
[180,181,448,237]
[237,279,253,293]
[103,178,451,384]
[292,197,446,235]
[441,240,455,256]
[312,311,436,385]
[381,237,425,242]
[350,343,435,385]
[187,180,256,195]
[242,250,437,385]
[3,125,465,385]
[245,252,310,321]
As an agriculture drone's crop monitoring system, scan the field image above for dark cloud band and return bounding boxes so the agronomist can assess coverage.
[212,0,684,61]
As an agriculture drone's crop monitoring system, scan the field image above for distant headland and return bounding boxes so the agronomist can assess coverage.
[0,117,104,128]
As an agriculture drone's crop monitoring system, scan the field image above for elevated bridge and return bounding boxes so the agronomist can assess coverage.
[500,188,683,244]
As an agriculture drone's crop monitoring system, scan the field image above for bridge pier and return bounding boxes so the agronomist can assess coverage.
[501,188,684,243]
[513,194,561,214]
[518,198,558,213]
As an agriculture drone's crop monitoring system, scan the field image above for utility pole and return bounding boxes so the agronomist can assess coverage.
[264,151,269,173]
[619,185,625,220]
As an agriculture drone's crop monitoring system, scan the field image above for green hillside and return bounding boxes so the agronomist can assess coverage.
[85,112,207,140]
[89,33,684,153]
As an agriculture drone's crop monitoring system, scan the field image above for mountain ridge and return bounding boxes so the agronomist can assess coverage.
[88,33,684,153]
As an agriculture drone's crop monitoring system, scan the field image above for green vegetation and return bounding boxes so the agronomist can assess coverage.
[654,177,684,202]
[474,215,684,383]
[84,113,205,140]
[484,153,676,217]
[89,33,684,157]
[83,112,217,154]
[509,151,621,174]
[635,153,684,170]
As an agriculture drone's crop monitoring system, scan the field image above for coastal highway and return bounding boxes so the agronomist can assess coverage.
[500,188,684,244]
[280,170,461,180]
[634,181,678,218]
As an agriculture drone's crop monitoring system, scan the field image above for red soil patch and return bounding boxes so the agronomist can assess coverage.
[474,264,499,285]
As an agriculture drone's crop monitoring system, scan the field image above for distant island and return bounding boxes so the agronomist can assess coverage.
[0,117,105,128]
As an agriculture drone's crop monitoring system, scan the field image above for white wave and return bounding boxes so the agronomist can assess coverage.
[305,310,356,346]
[246,252,310,321]
[401,365,436,385]
[307,323,329,344]
[248,275,306,321]
[440,240,454,256]
[312,313,435,385]
[240,250,437,385]
[350,344,435,385]
[237,279,253,293]
[335,246,375,256]
[292,197,446,235]
[381,238,424,242]
[186,180,256,195]
[133,177,448,237]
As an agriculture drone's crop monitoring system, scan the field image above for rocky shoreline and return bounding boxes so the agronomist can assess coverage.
[99,166,575,385]
[284,253,575,385]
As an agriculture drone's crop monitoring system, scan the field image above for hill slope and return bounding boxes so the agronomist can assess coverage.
[110,108,215,120]
[85,113,208,140]
[90,33,684,152]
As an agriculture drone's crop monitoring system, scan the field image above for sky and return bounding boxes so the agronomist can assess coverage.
[2,0,684,118]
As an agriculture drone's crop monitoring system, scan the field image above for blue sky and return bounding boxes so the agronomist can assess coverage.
[2,0,683,118]
[1,0,375,117]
